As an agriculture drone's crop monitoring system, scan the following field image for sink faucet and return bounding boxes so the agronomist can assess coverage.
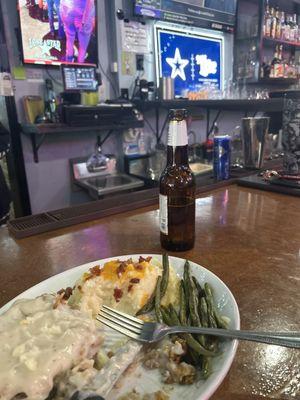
[188,130,196,145]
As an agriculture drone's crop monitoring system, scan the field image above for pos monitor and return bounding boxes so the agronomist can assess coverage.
[61,64,98,92]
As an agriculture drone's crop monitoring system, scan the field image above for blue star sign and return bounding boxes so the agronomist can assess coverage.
[157,29,222,97]
[166,48,189,81]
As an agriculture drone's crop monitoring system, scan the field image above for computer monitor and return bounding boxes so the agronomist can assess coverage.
[62,65,98,92]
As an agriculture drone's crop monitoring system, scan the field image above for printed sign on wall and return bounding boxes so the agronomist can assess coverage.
[157,28,222,97]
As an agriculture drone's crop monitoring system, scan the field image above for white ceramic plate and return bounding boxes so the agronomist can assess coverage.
[0,254,240,400]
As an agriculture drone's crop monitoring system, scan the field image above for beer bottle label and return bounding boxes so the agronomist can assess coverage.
[159,194,168,234]
[167,121,188,147]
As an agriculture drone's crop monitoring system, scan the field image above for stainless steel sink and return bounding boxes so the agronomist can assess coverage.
[190,162,212,175]
[77,173,144,199]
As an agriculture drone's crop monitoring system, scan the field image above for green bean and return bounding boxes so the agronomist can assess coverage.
[185,269,207,347]
[192,276,205,298]
[160,253,169,297]
[161,305,172,325]
[189,277,202,327]
[200,297,209,328]
[202,357,211,379]
[162,305,200,365]
[167,304,215,357]
[136,256,169,316]
[183,260,191,303]
[136,276,159,316]
[168,303,179,324]
[204,283,228,329]
[179,280,187,325]
[206,297,218,328]
[155,276,163,323]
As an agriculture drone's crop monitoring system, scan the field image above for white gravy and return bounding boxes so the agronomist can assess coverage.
[0,295,103,400]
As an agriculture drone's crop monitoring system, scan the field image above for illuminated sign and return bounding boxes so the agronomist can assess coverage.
[156,27,223,97]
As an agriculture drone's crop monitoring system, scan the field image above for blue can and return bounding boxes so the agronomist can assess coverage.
[213,135,231,180]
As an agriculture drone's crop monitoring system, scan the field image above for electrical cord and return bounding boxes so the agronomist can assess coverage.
[45,67,63,87]
[98,58,118,98]
[130,71,144,101]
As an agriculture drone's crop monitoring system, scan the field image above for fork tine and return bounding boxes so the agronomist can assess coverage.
[102,305,143,325]
[98,311,142,335]
[96,316,140,340]
[100,307,143,330]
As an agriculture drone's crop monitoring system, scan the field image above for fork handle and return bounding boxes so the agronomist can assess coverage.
[167,327,300,349]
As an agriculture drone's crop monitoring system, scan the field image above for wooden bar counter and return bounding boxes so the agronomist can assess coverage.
[0,185,299,399]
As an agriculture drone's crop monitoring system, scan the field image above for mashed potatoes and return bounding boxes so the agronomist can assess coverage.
[68,256,179,317]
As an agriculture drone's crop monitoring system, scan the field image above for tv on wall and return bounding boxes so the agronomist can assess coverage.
[135,0,236,33]
[155,25,224,97]
[18,0,98,66]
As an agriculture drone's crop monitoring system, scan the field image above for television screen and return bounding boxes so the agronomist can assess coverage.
[155,27,223,97]
[18,0,98,66]
[135,0,236,33]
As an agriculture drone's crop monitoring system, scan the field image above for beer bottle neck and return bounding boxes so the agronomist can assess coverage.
[167,145,189,166]
[167,119,188,165]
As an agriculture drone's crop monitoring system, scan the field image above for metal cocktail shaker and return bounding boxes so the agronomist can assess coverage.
[159,77,174,100]
[241,117,270,169]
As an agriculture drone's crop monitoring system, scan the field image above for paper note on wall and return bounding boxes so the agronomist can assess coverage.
[0,73,14,96]
[121,21,149,54]
[122,52,135,75]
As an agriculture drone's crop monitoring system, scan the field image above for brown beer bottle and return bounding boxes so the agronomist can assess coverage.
[159,109,196,251]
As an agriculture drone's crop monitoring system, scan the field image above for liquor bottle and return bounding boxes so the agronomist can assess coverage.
[277,45,284,77]
[270,7,277,38]
[281,11,287,40]
[276,9,282,39]
[261,57,271,78]
[271,45,280,78]
[264,0,271,37]
[288,56,296,77]
[159,109,196,251]
[289,14,295,42]
[284,14,291,41]
[293,14,298,42]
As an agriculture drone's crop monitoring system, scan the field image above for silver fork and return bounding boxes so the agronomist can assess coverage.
[97,305,300,349]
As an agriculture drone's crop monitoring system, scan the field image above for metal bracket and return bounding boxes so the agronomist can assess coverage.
[98,129,114,147]
[158,113,169,143]
[30,133,46,163]
[206,109,222,138]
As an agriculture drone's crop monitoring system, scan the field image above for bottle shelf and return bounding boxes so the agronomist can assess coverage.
[258,77,298,84]
[263,35,300,47]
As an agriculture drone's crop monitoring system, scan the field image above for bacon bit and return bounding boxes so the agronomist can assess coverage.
[135,263,144,270]
[77,285,82,292]
[117,262,126,278]
[89,265,102,276]
[107,351,114,358]
[139,256,152,263]
[128,284,133,293]
[130,278,140,284]
[56,287,73,300]
[114,288,123,302]
[63,287,73,300]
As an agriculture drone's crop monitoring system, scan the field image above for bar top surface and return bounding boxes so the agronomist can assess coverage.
[0,185,299,399]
